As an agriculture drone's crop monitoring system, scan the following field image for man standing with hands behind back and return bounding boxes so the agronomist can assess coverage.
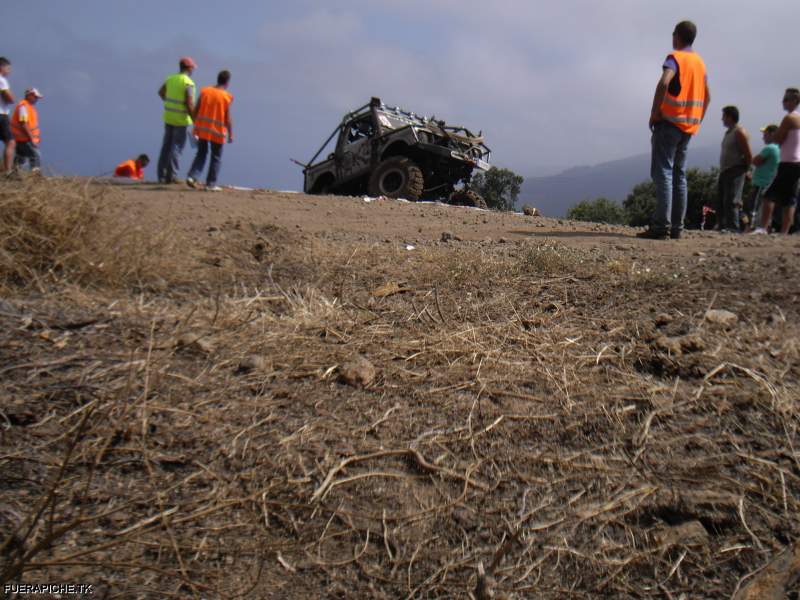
[638,21,711,240]
[187,70,233,192]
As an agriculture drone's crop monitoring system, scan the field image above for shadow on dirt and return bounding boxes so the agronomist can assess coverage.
[509,229,632,240]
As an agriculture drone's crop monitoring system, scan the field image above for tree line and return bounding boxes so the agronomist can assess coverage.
[565,167,724,228]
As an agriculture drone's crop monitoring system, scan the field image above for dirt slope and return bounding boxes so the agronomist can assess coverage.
[2,179,800,599]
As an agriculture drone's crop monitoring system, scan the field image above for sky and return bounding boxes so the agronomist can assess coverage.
[1,0,797,189]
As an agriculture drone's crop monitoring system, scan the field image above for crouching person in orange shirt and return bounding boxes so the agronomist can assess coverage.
[114,154,150,180]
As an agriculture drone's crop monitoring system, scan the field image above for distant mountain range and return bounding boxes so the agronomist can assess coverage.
[519,144,719,217]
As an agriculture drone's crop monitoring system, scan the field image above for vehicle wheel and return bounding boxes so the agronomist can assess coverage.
[367,157,424,201]
[449,189,488,210]
[310,175,335,195]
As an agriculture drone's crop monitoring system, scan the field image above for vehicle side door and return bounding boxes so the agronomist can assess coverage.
[335,116,377,183]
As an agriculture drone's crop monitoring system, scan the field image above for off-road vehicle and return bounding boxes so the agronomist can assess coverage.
[297,98,491,208]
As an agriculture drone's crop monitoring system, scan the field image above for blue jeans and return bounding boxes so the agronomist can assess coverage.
[650,121,692,234]
[157,124,187,182]
[14,141,41,170]
[187,139,223,185]
[717,165,747,230]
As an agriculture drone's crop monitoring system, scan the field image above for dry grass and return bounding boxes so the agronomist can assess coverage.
[0,176,224,294]
[1,178,800,598]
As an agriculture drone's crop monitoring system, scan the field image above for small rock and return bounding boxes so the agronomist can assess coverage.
[451,508,477,530]
[767,313,786,324]
[339,357,377,387]
[498,237,508,244]
[655,336,682,355]
[177,333,214,354]
[655,520,710,547]
[237,355,268,374]
[655,313,673,327]
[441,231,454,242]
[522,205,539,217]
[679,334,706,352]
[694,251,707,257]
[705,309,738,326]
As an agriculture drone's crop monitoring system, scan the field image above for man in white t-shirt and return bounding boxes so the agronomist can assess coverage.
[0,57,16,174]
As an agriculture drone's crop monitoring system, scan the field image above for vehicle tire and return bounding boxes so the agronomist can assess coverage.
[367,157,424,201]
[449,189,488,210]
[310,174,335,195]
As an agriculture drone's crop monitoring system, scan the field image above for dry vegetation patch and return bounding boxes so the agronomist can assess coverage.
[1,179,800,598]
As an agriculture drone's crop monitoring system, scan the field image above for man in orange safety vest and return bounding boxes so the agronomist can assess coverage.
[638,21,711,240]
[10,87,43,172]
[186,70,233,192]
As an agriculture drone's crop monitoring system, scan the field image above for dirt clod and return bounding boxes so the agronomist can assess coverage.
[339,356,377,387]
[237,354,268,374]
[705,309,738,326]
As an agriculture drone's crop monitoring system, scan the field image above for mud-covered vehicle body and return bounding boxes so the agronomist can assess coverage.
[300,98,491,207]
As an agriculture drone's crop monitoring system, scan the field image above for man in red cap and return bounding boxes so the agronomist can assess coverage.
[11,87,43,172]
[157,57,196,183]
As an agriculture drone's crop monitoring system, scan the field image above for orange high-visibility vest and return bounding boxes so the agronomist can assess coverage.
[659,50,707,135]
[193,87,232,144]
[10,99,40,144]
[115,159,144,179]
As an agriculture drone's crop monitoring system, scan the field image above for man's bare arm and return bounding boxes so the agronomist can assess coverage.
[0,89,14,104]
[184,86,195,116]
[226,106,233,142]
[752,152,766,166]
[736,129,753,165]
[649,68,675,127]
[192,96,202,121]
[773,115,792,145]
[701,81,711,122]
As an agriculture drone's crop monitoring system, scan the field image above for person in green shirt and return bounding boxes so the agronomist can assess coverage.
[156,57,196,184]
[746,124,781,233]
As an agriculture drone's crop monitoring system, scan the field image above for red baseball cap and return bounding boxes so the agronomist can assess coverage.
[179,56,197,69]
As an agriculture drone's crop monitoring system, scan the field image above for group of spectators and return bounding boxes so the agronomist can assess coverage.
[0,57,43,174]
[716,91,800,235]
[636,20,800,239]
[0,55,234,190]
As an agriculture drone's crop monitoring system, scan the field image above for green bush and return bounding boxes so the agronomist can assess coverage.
[566,197,627,224]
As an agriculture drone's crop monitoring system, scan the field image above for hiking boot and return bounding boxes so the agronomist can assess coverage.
[636,229,668,240]
[186,177,198,189]
[670,230,682,240]
[169,178,184,185]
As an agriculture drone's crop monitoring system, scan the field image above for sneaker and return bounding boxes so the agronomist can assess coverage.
[170,178,184,185]
[636,229,668,240]
[750,227,767,235]
[205,185,223,192]
[186,177,198,189]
